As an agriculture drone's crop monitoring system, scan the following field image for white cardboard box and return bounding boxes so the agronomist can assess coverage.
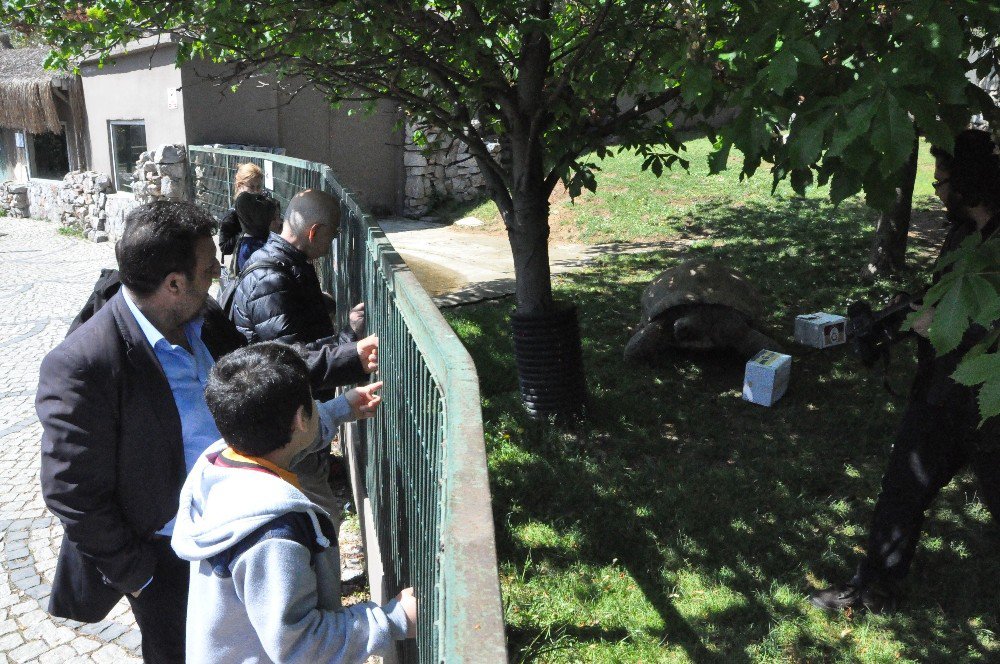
[743,350,792,406]
[794,312,847,348]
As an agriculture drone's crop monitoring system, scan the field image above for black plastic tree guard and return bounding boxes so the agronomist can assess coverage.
[510,302,588,419]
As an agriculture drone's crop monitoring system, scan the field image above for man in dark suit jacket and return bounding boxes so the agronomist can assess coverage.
[37,202,236,662]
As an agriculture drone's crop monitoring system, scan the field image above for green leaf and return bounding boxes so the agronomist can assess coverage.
[922,270,960,308]
[976,378,1000,424]
[681,65,714,108]
[870,96,916,175]
[935,234,981,272]
[789,41,823,67]
[967,275,1000,327]
[827,100,876,158]
[926,3,964,56]
[898,91,953,152]
[928,278,974,355]
[708,140,732,175]
[830,168,862,204]
[788,121,824,169]
[766,48,798,95]
[953,350,1000,387]
[789,167,813,195]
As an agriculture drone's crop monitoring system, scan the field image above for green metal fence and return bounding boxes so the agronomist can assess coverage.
[188,146,507,662]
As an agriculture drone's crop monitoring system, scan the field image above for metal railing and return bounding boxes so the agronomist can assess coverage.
[188,146,507,662]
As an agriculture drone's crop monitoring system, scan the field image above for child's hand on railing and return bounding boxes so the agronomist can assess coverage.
[345,381,383,420]
[357,335,379,372]
[395,587,417,638]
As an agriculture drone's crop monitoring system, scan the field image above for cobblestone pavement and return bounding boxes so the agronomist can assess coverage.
[0,218,141,662]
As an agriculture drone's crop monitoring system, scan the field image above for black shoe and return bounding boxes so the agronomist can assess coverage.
[809,582,897,614]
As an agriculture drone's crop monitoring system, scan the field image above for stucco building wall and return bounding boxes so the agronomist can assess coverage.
[76,38,406,212]
[79,41,186,188]
[180,63,405,214]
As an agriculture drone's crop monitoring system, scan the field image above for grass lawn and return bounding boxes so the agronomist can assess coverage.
[442,139,1000,662]
[434,136,943,245]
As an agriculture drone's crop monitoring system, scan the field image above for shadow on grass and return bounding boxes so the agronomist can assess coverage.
[446,198,999,662]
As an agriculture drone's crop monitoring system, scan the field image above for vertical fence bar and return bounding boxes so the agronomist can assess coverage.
[187,146,507,663]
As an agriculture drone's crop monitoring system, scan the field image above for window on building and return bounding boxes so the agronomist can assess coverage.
[30,129,70,180]
[110,121,147,192]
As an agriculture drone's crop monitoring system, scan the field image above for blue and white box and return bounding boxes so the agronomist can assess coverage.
[742,350,792,406]
[794,312,847,348]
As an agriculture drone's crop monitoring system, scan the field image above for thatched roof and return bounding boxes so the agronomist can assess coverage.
[0,47,82,135]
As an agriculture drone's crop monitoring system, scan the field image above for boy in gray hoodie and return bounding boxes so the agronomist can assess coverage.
[172,342,416,663]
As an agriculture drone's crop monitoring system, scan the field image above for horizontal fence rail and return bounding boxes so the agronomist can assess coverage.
[188,146,507,663]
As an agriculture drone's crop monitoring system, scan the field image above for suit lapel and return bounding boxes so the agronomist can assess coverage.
[108,293,182,440]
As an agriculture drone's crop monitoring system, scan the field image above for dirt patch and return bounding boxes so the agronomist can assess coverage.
[546,181,591,243]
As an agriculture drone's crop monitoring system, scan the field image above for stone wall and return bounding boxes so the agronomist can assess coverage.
[0,182,29,218]
[26,179,65,225]
[0,144,186,242]
[131,144,189,204]
[104,193,142,242]
[403,123,499,218]
[24,172,115,241]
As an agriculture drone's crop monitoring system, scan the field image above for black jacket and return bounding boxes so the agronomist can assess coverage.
[218,207,240,257]
[232,234,341,344]
[218,193,278,258]
[231,234,363,398]
[37,292,245,622]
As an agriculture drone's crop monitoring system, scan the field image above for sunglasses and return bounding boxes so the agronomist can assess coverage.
[932,178,950,189]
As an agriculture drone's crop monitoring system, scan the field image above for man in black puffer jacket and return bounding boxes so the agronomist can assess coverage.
[231,189,376,515]
[232,191,367,343]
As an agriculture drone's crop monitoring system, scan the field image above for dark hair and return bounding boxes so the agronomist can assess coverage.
[930,129,1000,210]
[205,343,314,457]
[115,201,218,295]
[234,191,280,238]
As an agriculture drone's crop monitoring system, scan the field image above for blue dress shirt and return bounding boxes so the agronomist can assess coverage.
[122,290,221,536]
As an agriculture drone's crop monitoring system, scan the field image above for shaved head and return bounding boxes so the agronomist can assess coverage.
[284,189,340,235]
[281,189,341,259]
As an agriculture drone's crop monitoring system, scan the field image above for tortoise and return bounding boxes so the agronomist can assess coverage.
[623,258,782,362]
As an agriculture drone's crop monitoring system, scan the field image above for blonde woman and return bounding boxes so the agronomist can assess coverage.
[218,163,265,261]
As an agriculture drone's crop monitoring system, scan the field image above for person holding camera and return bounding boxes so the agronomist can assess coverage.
[810,128,1000,613]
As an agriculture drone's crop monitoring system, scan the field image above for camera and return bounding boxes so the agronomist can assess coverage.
[845,294,915,367]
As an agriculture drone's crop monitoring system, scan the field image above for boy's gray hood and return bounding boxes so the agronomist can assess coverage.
[171,440,331,562]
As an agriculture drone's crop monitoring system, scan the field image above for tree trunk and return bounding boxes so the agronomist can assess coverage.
[864,137,919,280]
[504,125,554,316]
[506,198,554,316]
[475,140,555,316]
[494,123,586,417]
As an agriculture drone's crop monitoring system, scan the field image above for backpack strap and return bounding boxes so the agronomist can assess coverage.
[216,257,293,316]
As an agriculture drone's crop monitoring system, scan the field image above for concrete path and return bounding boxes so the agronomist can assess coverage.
[380,218,685,307]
